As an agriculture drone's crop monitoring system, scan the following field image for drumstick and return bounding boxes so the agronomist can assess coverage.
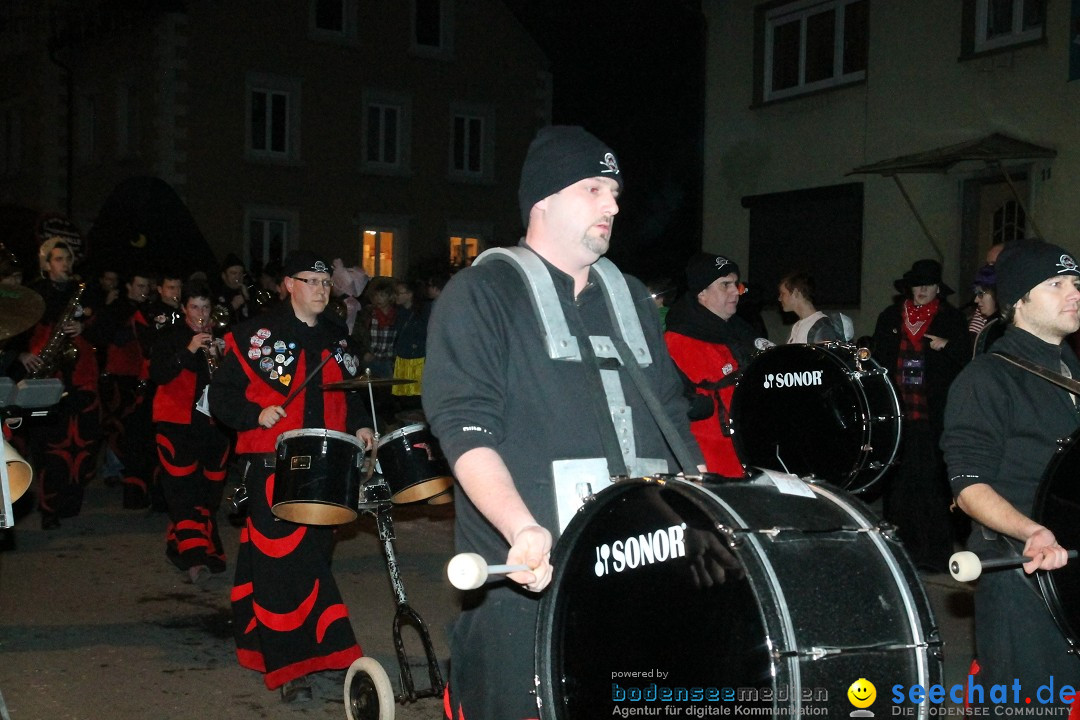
[280,353,334,410]
[949,549,1078,582]
[446,552,531,590]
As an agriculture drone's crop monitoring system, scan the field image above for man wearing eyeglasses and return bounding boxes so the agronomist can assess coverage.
[665,252,761,476]
[209,250,375,704]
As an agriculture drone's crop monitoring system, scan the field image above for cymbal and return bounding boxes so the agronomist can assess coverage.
[323,374,417,390]
[0,285,45,342]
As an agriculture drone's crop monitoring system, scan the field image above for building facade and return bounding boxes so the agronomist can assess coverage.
[0,0,551,278]
[704,0,1080,337]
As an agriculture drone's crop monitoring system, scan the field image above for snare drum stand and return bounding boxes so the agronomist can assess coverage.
[345,478,444,719]
[372,497,444,701]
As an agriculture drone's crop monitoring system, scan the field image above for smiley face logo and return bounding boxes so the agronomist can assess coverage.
[847,678,876,709]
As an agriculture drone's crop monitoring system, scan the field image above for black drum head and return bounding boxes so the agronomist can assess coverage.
[1034,432,1080,648]
[536,480,772,717]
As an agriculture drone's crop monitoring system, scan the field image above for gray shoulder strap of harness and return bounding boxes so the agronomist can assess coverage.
[473,246,651,366]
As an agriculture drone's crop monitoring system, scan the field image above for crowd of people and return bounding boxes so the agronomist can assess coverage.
[1,123,1077,715]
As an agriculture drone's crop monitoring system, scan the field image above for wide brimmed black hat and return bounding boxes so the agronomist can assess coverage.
[894,258,954,296]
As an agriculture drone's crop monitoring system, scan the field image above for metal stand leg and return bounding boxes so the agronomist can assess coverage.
[373,501,445,702]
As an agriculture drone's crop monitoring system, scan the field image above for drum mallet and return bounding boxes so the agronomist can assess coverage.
[949,549,1078,582]
[446,552,531,590]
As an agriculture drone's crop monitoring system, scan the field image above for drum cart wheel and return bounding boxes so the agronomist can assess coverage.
[345,657,395,720]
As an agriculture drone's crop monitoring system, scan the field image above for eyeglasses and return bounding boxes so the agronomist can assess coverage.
[974,290,989,298]
[718,280,747,295]
[290,276,334,288]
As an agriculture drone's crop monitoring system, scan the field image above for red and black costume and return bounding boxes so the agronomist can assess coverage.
[89,296,157,508]
[664,295,758,477]
[25,277,101,525]
[209,303,370,691]
[150,320,230,574]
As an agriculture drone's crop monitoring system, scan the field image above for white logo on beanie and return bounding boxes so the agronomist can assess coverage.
[600,152,620,175]
[313,260,328,273]
[1058,254,1078,274]
[714,256,731,271]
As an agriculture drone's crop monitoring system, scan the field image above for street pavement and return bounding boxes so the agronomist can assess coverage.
[0,476,976,720]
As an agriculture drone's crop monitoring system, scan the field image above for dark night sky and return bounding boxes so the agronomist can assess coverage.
[503,0,707,283]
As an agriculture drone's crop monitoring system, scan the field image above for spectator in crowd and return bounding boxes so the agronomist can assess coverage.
[871,258,970,571]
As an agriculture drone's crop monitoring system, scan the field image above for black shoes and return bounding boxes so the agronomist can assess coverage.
[280,676,313,704]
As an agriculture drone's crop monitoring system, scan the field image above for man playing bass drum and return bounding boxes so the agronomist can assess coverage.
[942,240,1078,712]
[209,251,375,704]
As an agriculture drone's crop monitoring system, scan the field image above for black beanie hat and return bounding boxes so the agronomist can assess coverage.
[282,250,331,277]
[685,252,740,295]
[517,125,622,227]
[996,239,1080,307]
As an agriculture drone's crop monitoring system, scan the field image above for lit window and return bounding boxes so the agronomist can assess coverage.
[449,235,480,268]
[758,0,867,103]
[361,229,395,277]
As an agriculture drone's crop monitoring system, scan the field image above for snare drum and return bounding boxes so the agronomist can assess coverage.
[1032,429,1080,650]
[536,474,941,719]
[729,343,901,494]
[376,423,453,503]
[272,428,365,525]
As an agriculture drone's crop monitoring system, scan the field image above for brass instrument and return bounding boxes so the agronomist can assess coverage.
[29,282,86,379]
[204,304,231,376]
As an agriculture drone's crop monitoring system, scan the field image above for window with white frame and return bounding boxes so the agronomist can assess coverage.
[757,0,868,103]
[244,207,298,272]
[992,200,1026,244]
[361,228,396,277]
[361,90,411,174]
[449,104,493,181]
[971,0,1044,53]
[246,73,301,162]
[367,105,400,165]
[310,0,358,42]
[412,0,453,57]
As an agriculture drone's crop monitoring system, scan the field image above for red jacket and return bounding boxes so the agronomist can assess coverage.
[664,331,744,477]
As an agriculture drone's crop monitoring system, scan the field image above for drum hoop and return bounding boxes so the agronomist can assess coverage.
[276,427,362,450]
[809,483,940,666]
[1032,431,1080,647]
[377,422,427,446]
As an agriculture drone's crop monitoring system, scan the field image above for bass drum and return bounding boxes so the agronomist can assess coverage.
[536,474,941,719]
[1032,429,1080,651]
[729,343,901,494]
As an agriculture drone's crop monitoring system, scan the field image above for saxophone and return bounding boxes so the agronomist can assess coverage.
[29,282,86,379]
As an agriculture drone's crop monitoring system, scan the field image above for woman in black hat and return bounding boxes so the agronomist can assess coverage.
[871,258,971,571]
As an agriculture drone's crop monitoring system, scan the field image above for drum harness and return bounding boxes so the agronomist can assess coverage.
[473,248,701,485]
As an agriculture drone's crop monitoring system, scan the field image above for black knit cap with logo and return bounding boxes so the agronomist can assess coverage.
[685,252,740,295]
[996,239,1080,307]
[283,250,331,277]
[517,125,623,227]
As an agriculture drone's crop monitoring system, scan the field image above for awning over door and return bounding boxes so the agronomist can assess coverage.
[847,133,1056,258]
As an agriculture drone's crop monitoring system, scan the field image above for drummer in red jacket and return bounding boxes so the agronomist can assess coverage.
[209,250,375,704]
[665,253,761,477]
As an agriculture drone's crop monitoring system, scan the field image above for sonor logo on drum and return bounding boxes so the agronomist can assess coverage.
[593,524,687,577]
[762,370,824,389]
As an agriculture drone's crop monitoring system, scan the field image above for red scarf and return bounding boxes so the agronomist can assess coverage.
[902,297,939,351]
